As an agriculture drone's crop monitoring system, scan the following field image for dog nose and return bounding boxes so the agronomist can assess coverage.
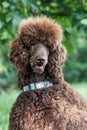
[36,56,46,62]
[36,56,46,66]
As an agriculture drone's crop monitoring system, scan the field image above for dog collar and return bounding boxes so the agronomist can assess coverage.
[23,81,53,92]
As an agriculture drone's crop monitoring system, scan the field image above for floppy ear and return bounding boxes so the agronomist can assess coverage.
[47,44,67,83]
[10,39,29,74]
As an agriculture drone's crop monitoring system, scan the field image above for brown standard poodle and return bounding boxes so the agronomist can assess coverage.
[9,16,87,130]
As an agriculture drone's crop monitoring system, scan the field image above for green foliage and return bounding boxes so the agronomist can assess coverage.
[0,0,87,88]
[64,28,87,82]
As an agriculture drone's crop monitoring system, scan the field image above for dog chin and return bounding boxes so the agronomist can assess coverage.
[32,65,45,74]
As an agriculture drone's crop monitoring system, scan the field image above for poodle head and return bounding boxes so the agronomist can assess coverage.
[10,16,67,87]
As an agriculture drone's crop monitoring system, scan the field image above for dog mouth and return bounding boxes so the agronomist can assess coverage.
[31,64,45,74]
[34,65,44,73]
[30,56,48,74]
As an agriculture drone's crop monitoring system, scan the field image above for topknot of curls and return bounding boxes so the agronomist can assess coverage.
[18,16,63,51]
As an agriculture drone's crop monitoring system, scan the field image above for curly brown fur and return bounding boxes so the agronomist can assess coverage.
[9,16,87,130]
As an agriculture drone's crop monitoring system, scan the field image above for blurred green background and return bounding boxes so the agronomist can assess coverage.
[0,0,87,130]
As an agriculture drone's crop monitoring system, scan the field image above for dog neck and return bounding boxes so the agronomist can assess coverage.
[23,81,53,91]
[18,70,52,89]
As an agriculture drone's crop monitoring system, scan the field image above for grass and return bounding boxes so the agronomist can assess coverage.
[0,88,21,130]
[0,82,87,130]
[72,82,87,100]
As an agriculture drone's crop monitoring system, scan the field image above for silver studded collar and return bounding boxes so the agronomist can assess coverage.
[23,81,53,92]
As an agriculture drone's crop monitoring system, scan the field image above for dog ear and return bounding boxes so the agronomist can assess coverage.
[47,44,67,83]
[10,39,29,74]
